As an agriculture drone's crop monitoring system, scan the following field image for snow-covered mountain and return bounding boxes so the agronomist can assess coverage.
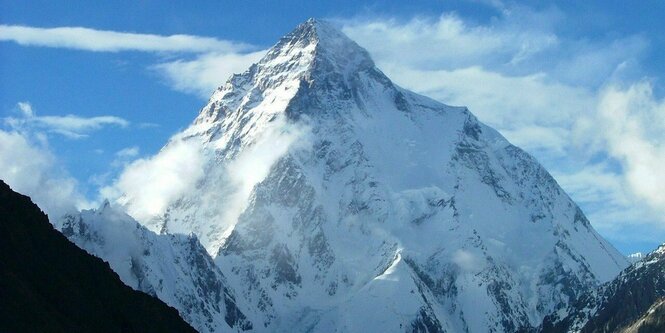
[540,244,665,332]
[80,19,629,332]
[56,203,252,333]
[627,252,646,263]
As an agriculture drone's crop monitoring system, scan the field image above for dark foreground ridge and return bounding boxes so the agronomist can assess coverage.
[540,244,665,333]
[0,180,196,333]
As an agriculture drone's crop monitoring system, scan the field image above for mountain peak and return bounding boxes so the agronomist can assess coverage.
[260,18,374,78]
[280,18,357,50]
[197,19,377,124]
[286,18,331,39]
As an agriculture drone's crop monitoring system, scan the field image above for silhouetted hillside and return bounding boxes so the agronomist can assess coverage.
[0,180,197,333]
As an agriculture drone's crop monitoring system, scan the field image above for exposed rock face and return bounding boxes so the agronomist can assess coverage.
[76,19,628,332]
[0,180,196,333]
[621,298,665,333]
[540,244,665,333]
[56,204,252,333]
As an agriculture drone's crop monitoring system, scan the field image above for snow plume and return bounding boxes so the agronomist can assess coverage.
[97,113,310,244]
[452,249,484,273]
[101,136,206,222]
[0,130,88,219]
[220,115,312,236]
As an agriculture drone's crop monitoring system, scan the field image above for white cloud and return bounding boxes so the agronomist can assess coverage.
[5,102,129,139]
[18,102,34,117]
[552,163,628,210]
[588,82,665,215]
[0,24,251,53]
[548,81,665,241]
[110,146,141,168]
[550,162,655,237]
[341,14,558,71]
[101,137,206,222]
[115,146,140,158]
[0,102,130,220]
[99,112,311,238]
[0,24,264,98]
[452,249,484,273]
[339,14,607,161]
[374,65,595,155]
[550,36,648,87]
[0,130,90,218]
[153,50,266,98]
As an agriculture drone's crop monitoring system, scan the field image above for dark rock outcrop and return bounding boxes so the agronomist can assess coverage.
[540,244,665,333]
[0,180,196,333]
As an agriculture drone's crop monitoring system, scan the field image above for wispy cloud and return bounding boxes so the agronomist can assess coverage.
[115,146,140,159]
[341,13,559,71]
[152,51,266,98]
[0,24,263,97]
[110,146,141,168]
[5,102,129,139]
[0,24,251,53]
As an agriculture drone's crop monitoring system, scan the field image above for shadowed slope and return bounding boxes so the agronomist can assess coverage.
[0,180,196,333]
[540,244,665,333]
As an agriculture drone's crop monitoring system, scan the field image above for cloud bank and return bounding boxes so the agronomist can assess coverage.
[0,129,88,218]
[589,83,665,216]
[101,137,206,222]
[0,102,130,219]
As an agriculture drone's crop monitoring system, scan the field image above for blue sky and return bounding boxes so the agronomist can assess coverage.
[1,0,665,255]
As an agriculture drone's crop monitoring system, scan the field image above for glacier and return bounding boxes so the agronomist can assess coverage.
[57,19,629,332]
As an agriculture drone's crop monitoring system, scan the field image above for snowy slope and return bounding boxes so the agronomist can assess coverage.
[627,252,645,263]
[108,19,628,332]
[55,203,252,333]
[540,244,665,333]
